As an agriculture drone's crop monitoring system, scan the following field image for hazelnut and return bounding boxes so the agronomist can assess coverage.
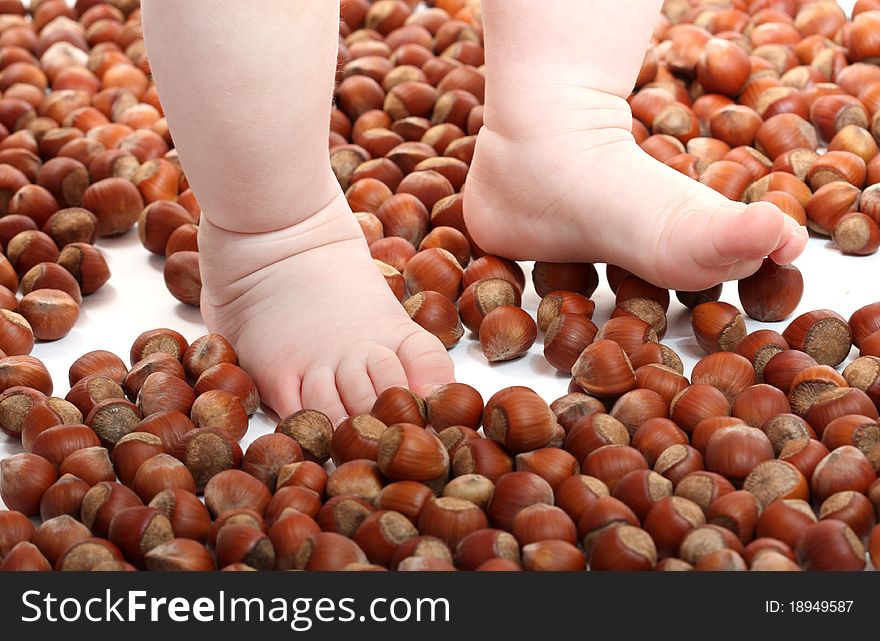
[521,539,585,571]
[56,242,110,294]
[595,314,662,356]
[849,302,880,349]
[576,495,639,553]
[514,447,579,491]
[755,113,818,160]
[81,481,144,537]
[403,246,463,301]
[39,473,90,521]
[188,389,247,440]
[377,422,449,486]
[8,184,59,228]
[643,496,705,559]
[537,290,595,334]
[181,334,238,381]
[129,328,188,365]
[737,259,803,322]
[131,159,182,204]
[163,250,201,306]
[214,524,275,571]
[173,427,243,490]
[425,382,483,431]
[0,355,53,396]
[554,474,609,523]
[203,469,271,518]
[417,496,488,549]
[353,509,419,567]
[805,181,861,236]
[194,362,259,415]
[294,532,368,571]
[55,537,125,571]
[571,340,637,399]
[461,256,525,294]
[275,409,333,464]
[795,519,865,571]
[550,393,605,433]
[66,351,125,389]
[370,236,416,272]
[669,384,731,434]
[135,410,195,452]
[0,452,57,516]
[59,445,114,485]
[811,445,876,503]
[30,423,100,469]
[241,433,303,489]
[483,387,557,454]
[810,94,869,143]
[144,538,215,572]
[108,505,174,568]
[692,301,747,353]
[37,156,89,209]
[478,305,537,363]
[131,453,197,503]
[136,200,195,256]
[678,524,744,566]
[441,473,495,510]
[347,178,394,216]
[564,413,629,463]
[165,223,198,256]
[21,262,82,304]
[137,372,199,418]
[821,414,880,458]
[403,291,464,348]
[269,510,321,571]
[458,278,522,334]
[451,438,513,483]
[0,309,34,356]
[111,432,165,487]
[691,352,757,403]
[17,288,79,341]
[371,386,426,427]
[806,387,878,437]
[316,495,374,537]
[762,349,819,394]
[330,415,386,466]
[6,230,60,277]
[397,169,454,211]
[832,212,880,255]
[819,491,876,542]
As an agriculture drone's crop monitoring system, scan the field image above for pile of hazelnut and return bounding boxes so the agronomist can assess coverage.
[2,0,880,572]
[0,319,879,572]
[0,0,200,361]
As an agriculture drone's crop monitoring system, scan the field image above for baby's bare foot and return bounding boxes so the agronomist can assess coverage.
[464,88,808,291]
[198,193,454,423]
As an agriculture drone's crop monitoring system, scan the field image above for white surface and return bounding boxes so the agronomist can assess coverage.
[1,0,875,510]
[0,231,877,480]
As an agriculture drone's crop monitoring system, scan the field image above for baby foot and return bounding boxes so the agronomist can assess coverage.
[464,88,808,291]
[197,192,454,423]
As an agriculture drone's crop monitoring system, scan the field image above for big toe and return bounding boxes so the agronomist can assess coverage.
[396,330,456,397]
[692,202,797,268]
[769,225,809,266]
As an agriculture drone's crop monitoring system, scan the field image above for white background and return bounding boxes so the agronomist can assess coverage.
[1,1,875,510]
